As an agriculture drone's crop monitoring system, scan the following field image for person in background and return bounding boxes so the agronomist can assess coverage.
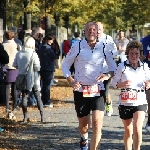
[13,36,44,123]
[51,37,61,85]
[112,41,150,150]
[63,32,81,57]
[61,40,66,59]
[141,34,150,133]
[0,41,9,132]
[63,32,81,75]
[38,34,59,108]
[114,30,129,64]
[0,36,7,105]
[96,22,118,117]
[24,29,42,107]
[18,30,25,45]
[3,30,19,113]
[63,36,72,57]
[9,26,22,46]
[31,29,41,52]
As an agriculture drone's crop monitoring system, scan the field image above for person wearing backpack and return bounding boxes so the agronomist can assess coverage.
[112,41,150,150]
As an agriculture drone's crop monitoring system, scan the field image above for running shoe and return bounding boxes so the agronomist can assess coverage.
[106,102,113,117]
[80,137,88,150]
[145,123,150,133]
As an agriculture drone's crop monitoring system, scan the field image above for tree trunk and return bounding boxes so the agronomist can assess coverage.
[24,0,31,30]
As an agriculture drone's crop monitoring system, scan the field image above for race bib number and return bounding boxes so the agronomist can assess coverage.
[120,91,137,103]
[82,85,100,97]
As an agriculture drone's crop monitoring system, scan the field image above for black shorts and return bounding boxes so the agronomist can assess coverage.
[118,104,148,120]
[74,90,105,118]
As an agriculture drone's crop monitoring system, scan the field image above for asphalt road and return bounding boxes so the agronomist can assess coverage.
[0,88,149,150]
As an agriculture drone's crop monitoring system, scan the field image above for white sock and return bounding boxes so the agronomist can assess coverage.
[81,132,88,140]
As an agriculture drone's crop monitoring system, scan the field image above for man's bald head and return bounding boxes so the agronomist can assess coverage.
[96,22,104,37]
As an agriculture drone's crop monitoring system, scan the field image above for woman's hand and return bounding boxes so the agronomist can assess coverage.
[117,80,132,88]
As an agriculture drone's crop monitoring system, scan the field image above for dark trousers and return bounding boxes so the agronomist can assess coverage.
[22,90,43,114]
[0,82,6,104]
[40,70,53,105]
[5,82,17,111]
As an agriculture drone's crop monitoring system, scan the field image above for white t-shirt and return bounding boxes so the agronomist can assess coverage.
[99,33,118,73]
[62,38,117,90]
[112,60,150,106]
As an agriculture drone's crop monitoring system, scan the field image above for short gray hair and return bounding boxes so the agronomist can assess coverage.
[9,26,17,34]
[84,22,98,31]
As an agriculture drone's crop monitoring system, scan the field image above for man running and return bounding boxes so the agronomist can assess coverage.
[96,22,118,116]
[62,21,116,150]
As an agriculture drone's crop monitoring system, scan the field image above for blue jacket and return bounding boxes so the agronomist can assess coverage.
[141,35,150,68]
[38,43,59,71]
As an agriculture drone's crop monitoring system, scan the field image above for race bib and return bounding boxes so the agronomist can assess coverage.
[120,91,137,103]
[82,85,100,97]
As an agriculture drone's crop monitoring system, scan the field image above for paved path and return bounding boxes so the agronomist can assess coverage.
[0,88,150,150]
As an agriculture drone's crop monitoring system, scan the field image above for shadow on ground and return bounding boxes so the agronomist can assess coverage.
[0,121,149,150]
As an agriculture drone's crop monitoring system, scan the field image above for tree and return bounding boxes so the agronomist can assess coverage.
[5,0,150,32]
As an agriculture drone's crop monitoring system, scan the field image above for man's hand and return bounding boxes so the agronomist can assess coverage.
[71,81,81,91]
[96,74,109,82]
[67,76,81,91]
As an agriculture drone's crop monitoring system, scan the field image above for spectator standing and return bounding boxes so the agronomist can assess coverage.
[63,32,81,57]
[18,30,25,45]
[0,36,7,104]
[115,30,129,63]
[51,37,61,85]
[31,29,41,52]
[13,36,44,123]
[38,34,59,107]
[23,29,42,107]
[61,40,66,59]
[9,26,22,46]
[63,32,81,75]
[112,41,149,150]
[3,31,19,113]
[0,42,9,132]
